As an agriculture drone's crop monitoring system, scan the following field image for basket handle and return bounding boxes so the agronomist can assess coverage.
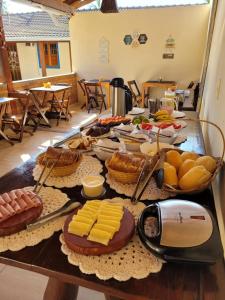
[156,118,225,167]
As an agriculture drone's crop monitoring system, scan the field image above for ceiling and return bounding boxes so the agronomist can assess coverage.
[28,0,95,14]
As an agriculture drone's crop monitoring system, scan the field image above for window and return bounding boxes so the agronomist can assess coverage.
[39,42,60,68]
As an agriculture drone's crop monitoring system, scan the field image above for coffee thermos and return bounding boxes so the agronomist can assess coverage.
[110,78,132,116]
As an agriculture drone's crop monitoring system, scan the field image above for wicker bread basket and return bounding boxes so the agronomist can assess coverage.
[157,119,225,194]
[37,152,82,177]
[105,153,145,184]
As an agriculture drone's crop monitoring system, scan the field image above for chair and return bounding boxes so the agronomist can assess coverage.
[50,84,72,125]
[84,82,106,114]
[128,80,149,107]
[2,91,34,142]
[78,79,87,110]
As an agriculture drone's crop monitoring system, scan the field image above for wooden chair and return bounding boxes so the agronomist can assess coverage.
[51,84,72,125]
[84,82,106,114]
[78,79,87,110]
[2,91,34,142]
[128,80,149,107]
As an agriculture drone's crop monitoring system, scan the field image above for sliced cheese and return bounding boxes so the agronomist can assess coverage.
[83,206,99,214]
[99,210,123,218]
[87,228,111,245]
[100,203,123,211]
[86,200,102,206]
[97,219,120,231]
[98,214,122,222]
[72,215,95,226]
[94,223,117,239]
[68,221,92,237]
[77,210,95,219]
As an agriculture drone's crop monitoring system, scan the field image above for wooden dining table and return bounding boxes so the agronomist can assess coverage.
[141,80,177,107]
[0,112,225,300]
[30,85,71,126]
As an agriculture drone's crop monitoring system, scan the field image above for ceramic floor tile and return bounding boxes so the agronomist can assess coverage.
[0,265,105,300]
[78,286,105,300]
[0,266,48,300]
[0,263,6,273]
[0,104,99,177]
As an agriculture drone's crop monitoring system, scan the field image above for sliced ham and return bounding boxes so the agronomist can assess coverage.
[10,199,21,213]
[5,203,15,215]
[0,205,11,218]
[0,196,5,205]
[2,193,12,203]
[0,189,42,225]
[16,196,27,210]
[8,190,17,201]
[21,193,34,209]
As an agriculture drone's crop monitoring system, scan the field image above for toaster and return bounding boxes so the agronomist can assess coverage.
[137,200,223,264]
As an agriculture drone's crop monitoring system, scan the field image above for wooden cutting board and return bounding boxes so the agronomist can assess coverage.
[63,207,135,255]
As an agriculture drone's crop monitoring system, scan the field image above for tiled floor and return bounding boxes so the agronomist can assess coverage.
[0,104,106,300]
[0,104,98,177]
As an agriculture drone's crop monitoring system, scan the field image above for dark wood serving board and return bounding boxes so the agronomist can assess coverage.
[63,207,135,255]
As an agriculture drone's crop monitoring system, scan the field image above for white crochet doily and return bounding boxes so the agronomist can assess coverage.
[60,198,163,281]
[0,186,69,252]
[33,155,103,188]
[106,174,175,201]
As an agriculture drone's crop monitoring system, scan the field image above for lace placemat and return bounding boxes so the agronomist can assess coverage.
[106,174,175,201]
[33,155,103,188]
[0,186,69,252]
[60,198,163,281]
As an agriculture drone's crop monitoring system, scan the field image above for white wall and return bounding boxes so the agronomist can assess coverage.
[200,0,225,254]
[17,42,41,80]
[70,6,210,90]
[16,42,71,80]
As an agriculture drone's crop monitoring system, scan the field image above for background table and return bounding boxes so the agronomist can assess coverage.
[142,80,177,107]
[30,85,71,126]
[0,113,224,300]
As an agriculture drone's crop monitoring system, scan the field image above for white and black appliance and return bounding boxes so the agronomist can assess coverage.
[137,200,223,264]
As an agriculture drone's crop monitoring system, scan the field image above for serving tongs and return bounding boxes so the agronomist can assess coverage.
[114,130,147,143]
[27,200,81,231]
[131,154,160,204]
[92,144,116,153]
[33,152,63,195]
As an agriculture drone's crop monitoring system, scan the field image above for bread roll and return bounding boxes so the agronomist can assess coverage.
[163,163,178,187]
[179,165,211,190]
[195,156,217,173]
[181,151,199,161]
[178,159,196,179]
[166,150,182,171]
